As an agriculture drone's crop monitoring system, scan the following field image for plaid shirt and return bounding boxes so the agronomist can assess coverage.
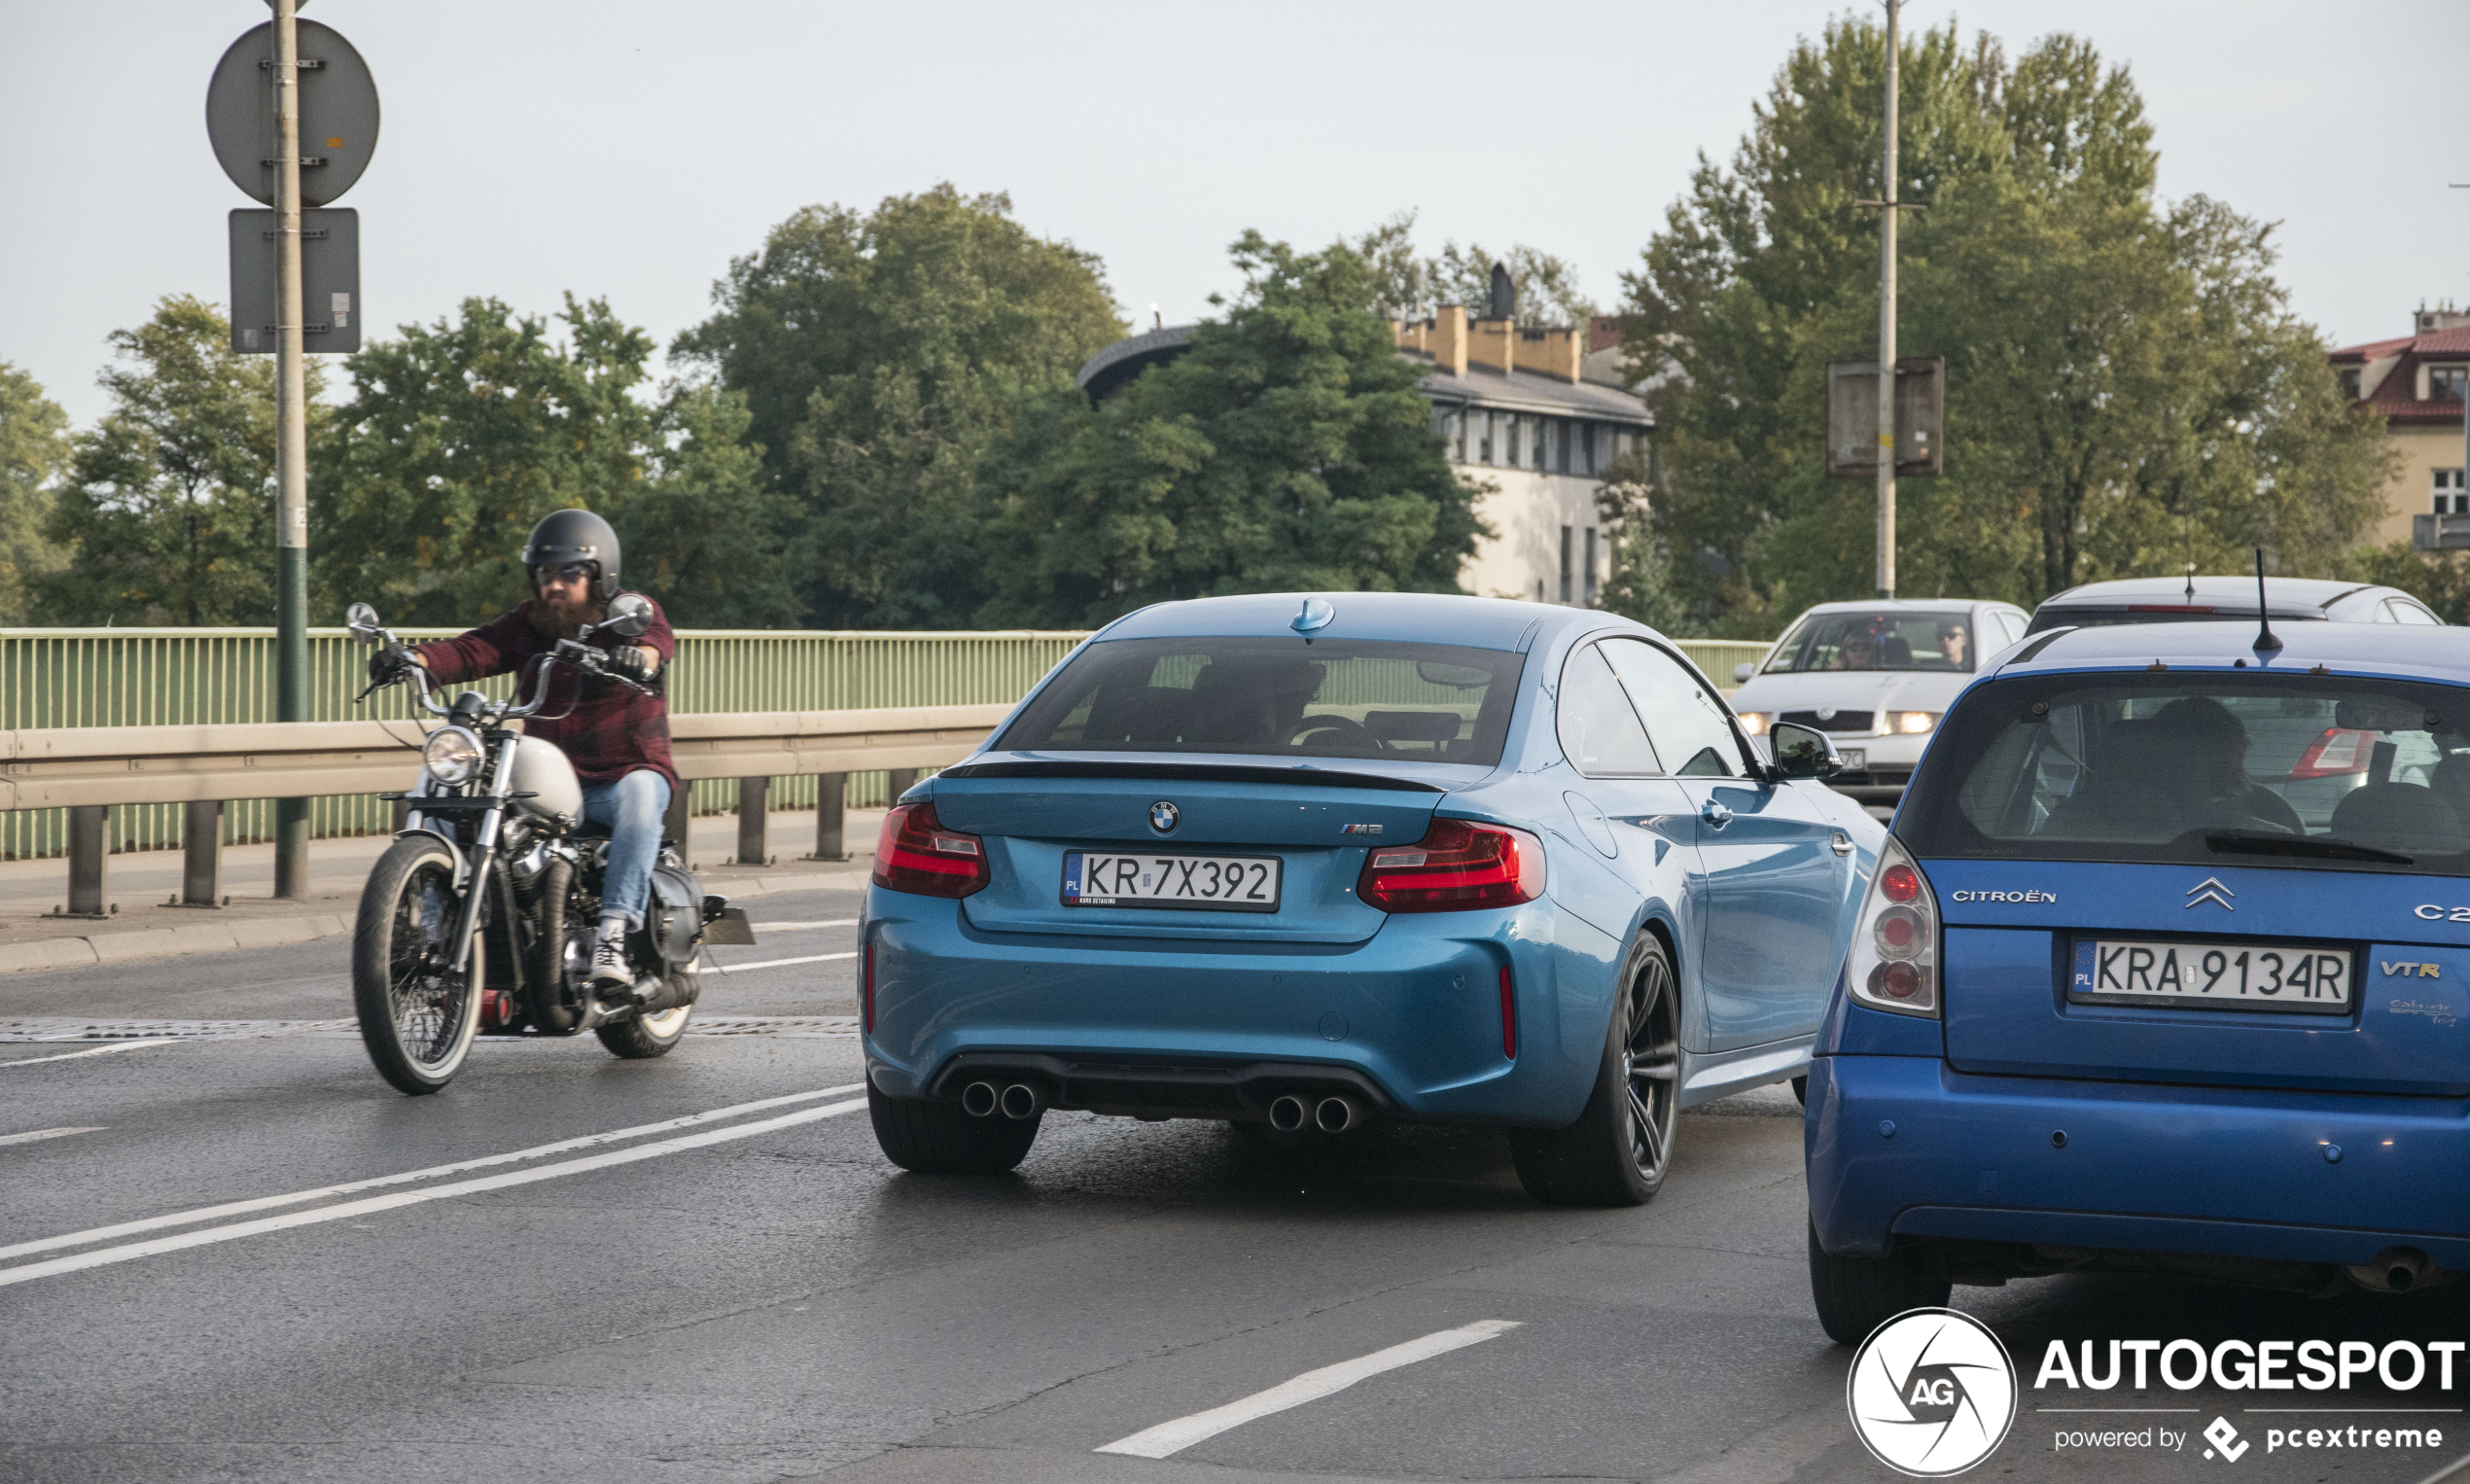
[414,595,678,791]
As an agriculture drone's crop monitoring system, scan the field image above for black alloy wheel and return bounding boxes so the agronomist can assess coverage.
[1510,932,1682,1206]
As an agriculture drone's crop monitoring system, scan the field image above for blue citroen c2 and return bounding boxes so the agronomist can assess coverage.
[858,591,1883,1206]
[1808,618,2470,1341]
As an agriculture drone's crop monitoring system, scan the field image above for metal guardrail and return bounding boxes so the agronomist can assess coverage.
[4,704,1014,917]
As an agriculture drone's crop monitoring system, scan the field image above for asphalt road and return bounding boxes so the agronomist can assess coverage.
[6,883,2470,1484]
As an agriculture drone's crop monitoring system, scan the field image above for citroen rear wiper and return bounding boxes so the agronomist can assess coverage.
[2205,829,2414,866]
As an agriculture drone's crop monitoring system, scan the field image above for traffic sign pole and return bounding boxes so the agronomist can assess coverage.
[1875,0,1898,601]
[273,0,309,899]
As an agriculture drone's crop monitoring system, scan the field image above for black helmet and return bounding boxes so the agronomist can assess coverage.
[520,509,620,601]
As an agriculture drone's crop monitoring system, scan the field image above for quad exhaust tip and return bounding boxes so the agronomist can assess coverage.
[999,1082,1046,1120]
[1315,1096,1361,1134]
[960,1081,999,1118]
[1268,1095,1308,1133]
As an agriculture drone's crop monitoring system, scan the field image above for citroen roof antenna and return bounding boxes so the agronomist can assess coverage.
[2251,548,2282,654]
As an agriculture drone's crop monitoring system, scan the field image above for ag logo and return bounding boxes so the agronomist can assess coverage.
[1847,1307,2017,1476]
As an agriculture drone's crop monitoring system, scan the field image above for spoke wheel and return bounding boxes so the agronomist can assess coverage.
[1509,933,1683,1207]
[353,836,483,1095]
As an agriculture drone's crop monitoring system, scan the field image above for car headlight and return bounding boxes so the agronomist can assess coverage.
[1737,712,1769,736]
[1889,711,1940,735]
[422,726,484,786]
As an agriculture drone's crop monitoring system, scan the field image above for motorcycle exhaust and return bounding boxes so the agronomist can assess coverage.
[1268,1094,1308,1133]
[1315,1095,1361,1134]
[960,1081,999,1118]
[999,1082,1046,1120]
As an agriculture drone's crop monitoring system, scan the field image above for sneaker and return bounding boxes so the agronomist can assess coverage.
[587,936,633,999]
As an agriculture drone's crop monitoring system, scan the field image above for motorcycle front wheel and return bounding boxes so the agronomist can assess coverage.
[353,835,484,1095]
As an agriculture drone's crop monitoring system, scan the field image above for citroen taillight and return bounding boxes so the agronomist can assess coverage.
[871,802,989,899]
[1357,819,1545,913]
[1846,835,1939,1017]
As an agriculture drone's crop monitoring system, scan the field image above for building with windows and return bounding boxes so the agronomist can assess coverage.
[1074,272,1653,605]
[2329,304,2470,548]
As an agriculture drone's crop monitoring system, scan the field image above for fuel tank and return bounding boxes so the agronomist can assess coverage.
[510,734,582,828]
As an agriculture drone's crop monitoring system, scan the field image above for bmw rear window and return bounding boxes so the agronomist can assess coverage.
[1900,672,2470,876]
[997,638,1524,764]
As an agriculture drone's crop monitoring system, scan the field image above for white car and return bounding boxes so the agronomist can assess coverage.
[1728,599,2032,807]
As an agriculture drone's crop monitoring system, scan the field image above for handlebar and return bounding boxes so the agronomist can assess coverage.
[350,619,653,722]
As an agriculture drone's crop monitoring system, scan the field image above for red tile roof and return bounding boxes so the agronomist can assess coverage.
[2333,325,2470,425]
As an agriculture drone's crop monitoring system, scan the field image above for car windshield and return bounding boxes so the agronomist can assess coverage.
[1762,612,1973,674]
[1900,673,2470,876]
[996,637,1525,764]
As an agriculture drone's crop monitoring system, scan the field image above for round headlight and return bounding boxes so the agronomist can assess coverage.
[422,726,484,786]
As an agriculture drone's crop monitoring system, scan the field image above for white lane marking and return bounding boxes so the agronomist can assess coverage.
[0,1084,864,1264]
[748,920,858,932]
[0,1126,104,1148]
[1095,1320,1522,1459]
[0,1040,176,1067]
[712,951,858,974]
[0,1096,869,1289]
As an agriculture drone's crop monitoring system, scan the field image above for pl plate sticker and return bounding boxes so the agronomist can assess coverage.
[1848,1307,2018,1476]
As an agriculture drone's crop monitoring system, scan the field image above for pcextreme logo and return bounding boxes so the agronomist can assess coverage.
[1848,1308,2019,1476]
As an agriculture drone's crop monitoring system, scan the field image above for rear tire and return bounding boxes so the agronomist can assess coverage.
[1509,933,1681,1207]
[596,1001,692,1059]
[1808,1219,1951,1344]
[868,1083,1040,1174]
[353,835,483,1096]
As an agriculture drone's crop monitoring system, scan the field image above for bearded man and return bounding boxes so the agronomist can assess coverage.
[377,510,678,997]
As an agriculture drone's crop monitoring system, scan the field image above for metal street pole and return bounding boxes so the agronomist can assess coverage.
[273,0,310,898]
[1875,0,1899,601]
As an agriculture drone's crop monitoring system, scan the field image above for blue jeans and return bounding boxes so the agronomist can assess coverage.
[580,770,671,928]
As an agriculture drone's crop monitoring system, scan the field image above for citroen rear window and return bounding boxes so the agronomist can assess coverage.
[1899,673,2470,876]
[999,638,1524,764]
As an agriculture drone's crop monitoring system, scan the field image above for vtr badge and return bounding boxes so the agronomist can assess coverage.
[1148,801,1179,833]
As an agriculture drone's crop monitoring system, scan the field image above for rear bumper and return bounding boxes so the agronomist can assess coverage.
[860,887,1614,1126]
[1808,1054,2470,1268]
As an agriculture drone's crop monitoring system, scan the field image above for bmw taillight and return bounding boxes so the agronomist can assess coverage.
[1357,819,1545,913]
[871,802,988,899]
[1846,834,1939,1017]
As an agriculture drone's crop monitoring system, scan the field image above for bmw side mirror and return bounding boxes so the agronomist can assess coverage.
[1768,721,1843,781]
[597,592,654,640]
[345,602,380,645]
[1733,661,1755,685]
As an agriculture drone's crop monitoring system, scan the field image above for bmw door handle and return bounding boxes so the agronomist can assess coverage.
[1700,799,1733,830]
[1831,830,1854,856]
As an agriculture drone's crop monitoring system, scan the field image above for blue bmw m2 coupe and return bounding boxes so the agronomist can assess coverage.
[1808,619,2470,1339]
[859,591,1883,1206]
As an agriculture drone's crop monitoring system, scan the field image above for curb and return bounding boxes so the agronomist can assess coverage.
[0,866,871,976]
[2,914,352,975]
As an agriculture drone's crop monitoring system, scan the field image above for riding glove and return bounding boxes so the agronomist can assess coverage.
[606,646,655,684]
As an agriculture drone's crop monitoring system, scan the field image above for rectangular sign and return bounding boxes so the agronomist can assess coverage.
[2069,936,2353,1014]
[1826,358,1944,478]
[228,208,359,354]
[1062,852,1283,912]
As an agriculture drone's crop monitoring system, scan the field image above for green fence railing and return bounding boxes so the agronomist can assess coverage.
[1,628,1770,861]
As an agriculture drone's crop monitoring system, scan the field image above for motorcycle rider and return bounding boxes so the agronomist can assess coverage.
[370,510,677,998]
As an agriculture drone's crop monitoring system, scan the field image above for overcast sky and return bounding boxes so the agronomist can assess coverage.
[4,1,2463,427]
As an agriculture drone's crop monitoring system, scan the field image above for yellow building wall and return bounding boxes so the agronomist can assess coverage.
[2370,423,2468,548]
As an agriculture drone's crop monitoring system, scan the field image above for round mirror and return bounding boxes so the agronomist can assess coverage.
[345,602,380,644]
[599,592,654,639]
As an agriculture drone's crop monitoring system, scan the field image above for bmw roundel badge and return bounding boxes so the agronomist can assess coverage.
[1149,800,1180,833]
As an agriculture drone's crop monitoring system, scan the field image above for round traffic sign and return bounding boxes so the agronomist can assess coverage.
[205,19,378,207]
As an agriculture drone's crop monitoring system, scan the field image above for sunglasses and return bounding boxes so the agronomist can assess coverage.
[537,563,592,586]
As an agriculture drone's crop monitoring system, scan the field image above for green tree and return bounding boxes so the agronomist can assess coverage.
[673,185,1124,626]
[1622,22,2388,635]
[1354,210,1596,324]
[36,296,322,625]
[973,232,1487,627]
[316,296,797,627]
[0,362,70,623]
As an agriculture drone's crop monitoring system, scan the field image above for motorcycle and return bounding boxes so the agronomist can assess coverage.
[342,596,755,1095]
